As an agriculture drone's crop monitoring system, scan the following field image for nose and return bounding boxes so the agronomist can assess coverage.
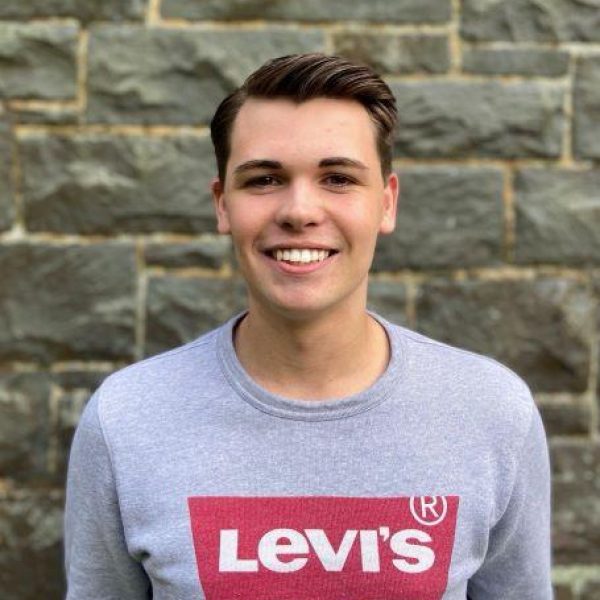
[275,180,324,231]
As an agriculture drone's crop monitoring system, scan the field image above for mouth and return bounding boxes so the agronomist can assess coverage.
[265,248,339,265]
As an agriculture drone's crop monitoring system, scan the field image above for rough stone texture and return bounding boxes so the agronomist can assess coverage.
[0,373,52,481]
[373,167,504,270]
[0,244,136,363]
[514,169,600,265]
[87,27,325,125]
[145,238,232,269]
[13,107,78,126]
[552,442,600,564]
[162,0,452,23]
[0,112,13,232]
[0,24,77,100]
[415,278,593,393]
[21,134,217,234]
[574,56,600,160]
[391,81,563,158]
[0,491,64,600]
[55,388,90,482]
[581,581,600,600]
[538,400,591,437]
[367,280,408,327]
[462,0,600,42]
[145,276,247,357]
[462,47,570,78]
[333,33,449,74]
[553,584,576,600]
[0,0,144,22]
[52,369,109,391]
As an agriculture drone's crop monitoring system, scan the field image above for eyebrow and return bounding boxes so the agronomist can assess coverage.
[233,160,282,176]
[232,156,369,176]
[318,157,369,170]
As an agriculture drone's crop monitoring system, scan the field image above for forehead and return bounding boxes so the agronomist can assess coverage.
[228,97,379,167]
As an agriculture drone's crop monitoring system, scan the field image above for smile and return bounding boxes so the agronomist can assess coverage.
[270,249,336,264]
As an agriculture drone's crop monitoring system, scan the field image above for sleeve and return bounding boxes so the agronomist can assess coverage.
[64,391,152,600]
[467,404,552,599]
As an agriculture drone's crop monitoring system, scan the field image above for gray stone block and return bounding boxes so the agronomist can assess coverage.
[538,400,591,437]
[553,585,575,600]
[462,47,569,78]
[145,276,247,356]
[0,0,144,22]
[55,387,90,482]
[0,112,13,232]
[87,27,325,124]
[52,369,109,391]
[373,167,504,270]
[581,581,600,600]
[145,238,232,269]
[0,491,65,600]
[391,81,563,158]
[161,0,452,23]
[415,278,593,392]
[552,441,600,564]
[0,373,52,480]
[462,0,600,42]
[13,106,79,126]
[21,134,217,234]
[367,280,408,327]
[0,24,77,100]
[0,243,136,363]
[333,33,449,75]
[515,169,600,265]
[574,56,600,160]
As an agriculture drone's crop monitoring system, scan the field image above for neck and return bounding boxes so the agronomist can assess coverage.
[234,303,390,400]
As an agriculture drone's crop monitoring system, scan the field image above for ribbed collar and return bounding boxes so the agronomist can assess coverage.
[217,312,405,421]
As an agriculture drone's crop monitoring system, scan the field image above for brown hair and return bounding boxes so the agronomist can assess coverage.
[210,53,397,181]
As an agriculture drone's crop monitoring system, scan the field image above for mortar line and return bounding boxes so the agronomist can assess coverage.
[15,124,211,137]
[46,383,62,476]
[393,157,595,170]
[7,99,79,111]
[503,165,516,264]
[76,28,89,123]
[448,0,463,74]
[405,274,418,329]
[134,238,148,362]
[8,111,26,237]
[559,52,577,167]
[146,0,162,25]
[154,19,453,33]
[589,304,599,441]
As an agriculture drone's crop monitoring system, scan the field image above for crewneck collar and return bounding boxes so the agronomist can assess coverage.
[217,312,405,421]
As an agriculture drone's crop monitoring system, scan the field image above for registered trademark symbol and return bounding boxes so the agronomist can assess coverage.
[409,496,447,526]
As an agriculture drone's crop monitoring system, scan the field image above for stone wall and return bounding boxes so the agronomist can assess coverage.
[0,0,599,597]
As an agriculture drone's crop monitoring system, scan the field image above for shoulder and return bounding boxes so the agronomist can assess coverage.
[94,323,226,428]
[385,319,537,441]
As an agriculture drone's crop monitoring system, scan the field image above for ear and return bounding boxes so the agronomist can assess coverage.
[212,177,231,234]
[379,172,399,235]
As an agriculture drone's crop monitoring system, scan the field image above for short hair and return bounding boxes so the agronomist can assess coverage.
[210,53,397,181]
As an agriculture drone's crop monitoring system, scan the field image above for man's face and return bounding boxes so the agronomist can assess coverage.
[212,97,398,321]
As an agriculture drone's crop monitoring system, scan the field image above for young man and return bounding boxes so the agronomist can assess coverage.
[65,54,552,599]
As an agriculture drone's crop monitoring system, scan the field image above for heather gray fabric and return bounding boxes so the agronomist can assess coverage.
[64,313,552,599]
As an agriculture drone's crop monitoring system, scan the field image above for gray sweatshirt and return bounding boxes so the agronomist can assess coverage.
[64,313,552,599]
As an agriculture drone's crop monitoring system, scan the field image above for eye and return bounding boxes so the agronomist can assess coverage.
[244,175,281,188]
[323,173,356,187]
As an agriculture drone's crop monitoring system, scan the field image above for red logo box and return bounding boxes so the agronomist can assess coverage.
[188,495,459,600]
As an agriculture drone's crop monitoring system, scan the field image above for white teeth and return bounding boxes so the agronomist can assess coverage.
[272,248,332,264]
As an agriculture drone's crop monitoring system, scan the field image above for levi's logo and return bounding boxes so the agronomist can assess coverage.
[188,495,459,600]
